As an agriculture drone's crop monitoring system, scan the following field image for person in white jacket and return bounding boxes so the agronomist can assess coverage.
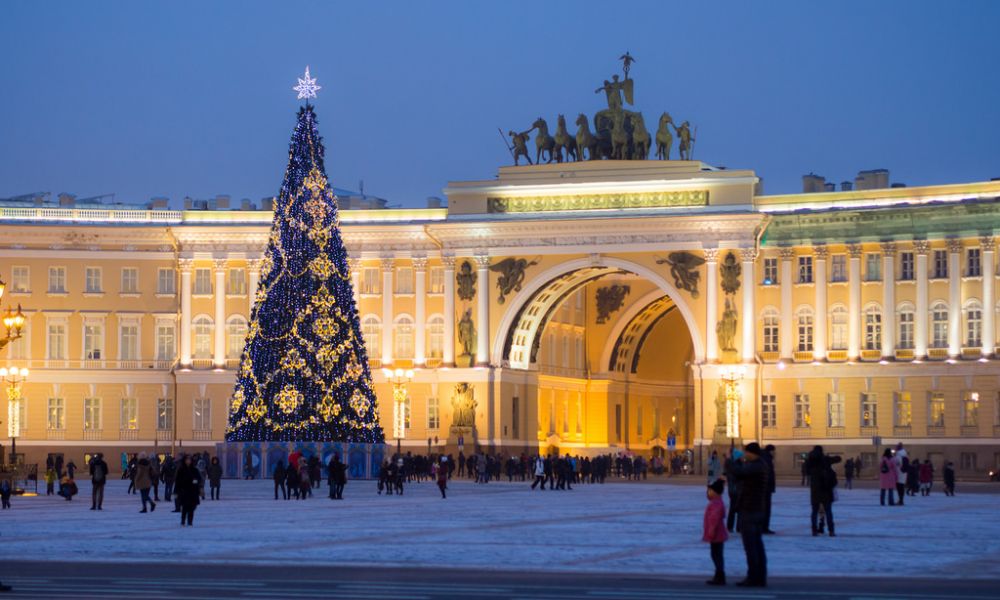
[530,456,546,490]
[893,443,908,506]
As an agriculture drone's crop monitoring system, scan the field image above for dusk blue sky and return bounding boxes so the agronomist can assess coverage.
[1,1,998,208]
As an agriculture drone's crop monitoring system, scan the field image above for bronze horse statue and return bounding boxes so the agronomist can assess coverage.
[656,112,674,160]
[532,117,556,164]
[631,112,651,160]
[610,112,629,160]
[554,115,578,162]
[575,113,599,160]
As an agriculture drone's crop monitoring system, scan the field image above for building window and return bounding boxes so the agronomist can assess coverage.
[966,302,982,347]
[194,268,212,295]
[47,321,67,360]
[899,252,915,281]
[427,396,439,429]
[830,306,848,350]
[394,315,414,359]
[84,398,102,431]
[865,253,881,281]
[797,256,813,284]
[861,393,878,427]
[47,397,65,430]
[361,315,381,357]
[895,392,912,427]
[156,321,176,362]
[361,267,379,294]
[762,308,779,353]
[396,267,414,294]
[120,398,138,430]
[193,398,211,431]
[929,392,946,427]
[827,393,844,428]
[426,315,445,359]
[48,266,67,293]
[897,307,914,350]
[931,302,949,348]
[796,308,814,352]
[119,322,140,361]
[762,258,778,285]
[830,255,847,282]
[227,317,248,359]
[794,394,810,428]
[157,398,174,431]
[10,266,30,292]
[933,250,948,279]
[84,267,103,293]
[963,392,979,427]
[121,268,139,294]
[428,267,444,294]
[761,394,777,428]
[967,248,981,277]
[84,322,104,360]
[960,452,978,471]
[228,269,246,295]
[193,316,213,359]
[157,268,176,295]
[864,305,882,350]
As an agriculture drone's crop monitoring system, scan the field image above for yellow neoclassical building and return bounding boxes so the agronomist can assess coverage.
[2,160,1000,475]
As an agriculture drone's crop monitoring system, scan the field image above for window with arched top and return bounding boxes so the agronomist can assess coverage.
[394,314,414,359]
[931,302,949,348]
[896,303,914,350]
[965,300,982,347]
[427,315,445,359]
[361,315,381,357]
[193,316,213,359]
[762,308,779,353]
[829,305,848,351]
[796,307,814,352]
[864,304,882,350]
[226,316,248,359]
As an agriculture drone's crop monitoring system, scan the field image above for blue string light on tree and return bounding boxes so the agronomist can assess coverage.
[225,67,384,444]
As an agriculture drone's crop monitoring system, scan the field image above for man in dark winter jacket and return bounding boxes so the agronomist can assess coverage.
[89,454,108,510]
[805,445,841,536]
[729,442,768,588]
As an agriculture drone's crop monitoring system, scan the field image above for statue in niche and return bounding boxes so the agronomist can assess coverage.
[717,297,738,353]
[657,252,705,298]
[456,260,476,301]
[457,309,476,360]
[720,251,742,296]
[595,284,630,324]
[451,383,477,428]
[490,257,539,304]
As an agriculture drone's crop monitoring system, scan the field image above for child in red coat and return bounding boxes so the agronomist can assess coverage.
[703,479,729,585]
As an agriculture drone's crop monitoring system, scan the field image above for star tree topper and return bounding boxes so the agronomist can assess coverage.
[293,66,321,100]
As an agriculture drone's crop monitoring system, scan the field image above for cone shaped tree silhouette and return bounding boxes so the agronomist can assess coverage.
[226,105,384,443]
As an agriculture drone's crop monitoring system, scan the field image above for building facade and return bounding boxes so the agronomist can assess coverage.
[3,160,1000,475]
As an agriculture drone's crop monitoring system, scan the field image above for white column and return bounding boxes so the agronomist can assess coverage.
[381,257,394,366]
[442,256,456,366]
[704,249,719,362]
[847,244,862,360]
[179,258,193,367]
[213,257,227,368]
[981,237,995,357]
[740,248,757,362]
[413,256,427,366]
[348,257,362,306]
[914,241,930,358]
[475,254,490,366]
[948,239,962,357]
[247,258,261,317]
[881,243,896,358]
[813,245,828,360]
[779,248,794,359]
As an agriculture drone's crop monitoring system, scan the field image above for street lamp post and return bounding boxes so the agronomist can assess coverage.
[720,365,746,450]
[0,366,28,465]
[383,368,414,457]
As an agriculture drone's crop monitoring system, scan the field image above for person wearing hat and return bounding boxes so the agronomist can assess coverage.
[729,442,768,587]
[702,479,729,585]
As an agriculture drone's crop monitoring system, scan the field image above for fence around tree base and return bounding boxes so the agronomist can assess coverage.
[216,441,386,480]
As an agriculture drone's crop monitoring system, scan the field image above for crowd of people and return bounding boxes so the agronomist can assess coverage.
[878,442,956,505]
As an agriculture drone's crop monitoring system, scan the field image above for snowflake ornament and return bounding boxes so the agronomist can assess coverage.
[293,66,321,100]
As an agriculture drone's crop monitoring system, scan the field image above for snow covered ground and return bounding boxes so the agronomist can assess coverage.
[3,477,999,580]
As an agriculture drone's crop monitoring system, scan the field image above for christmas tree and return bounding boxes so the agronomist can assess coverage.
[225,101,383,443]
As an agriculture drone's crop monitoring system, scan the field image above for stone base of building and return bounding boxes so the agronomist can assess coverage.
[216,441,386,480]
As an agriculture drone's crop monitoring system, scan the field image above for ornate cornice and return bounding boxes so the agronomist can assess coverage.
[980,236,996,252]
[486,190,709,214]
[703,248,719,263]
[813,245,829,259]
[913,240,931,255]
[946,238,964,254]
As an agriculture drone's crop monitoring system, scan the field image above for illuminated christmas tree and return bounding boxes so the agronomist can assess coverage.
[226,88,383,443]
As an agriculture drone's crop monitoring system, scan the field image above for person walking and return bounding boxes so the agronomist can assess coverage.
[729,443,768,588]
[135,452,157,513]
[207,457,223,500]
[436,456,449,499]
[879,448,897,506]
[703,479,729,586]
[175,455,202,526]
[89,453,108,511]
[0,478,12,509]
[273,461,288,500]
[943,461,956,496]
[804,445,841,537]
[530,456,546,490]
[843,458,855,490]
